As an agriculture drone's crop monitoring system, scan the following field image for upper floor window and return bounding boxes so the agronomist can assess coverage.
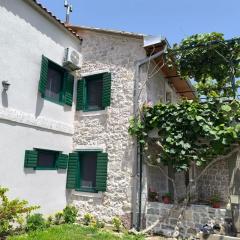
[38,56,74,106]
[86,75,104,111]
[45,62,64,102]
[76,72,112,111]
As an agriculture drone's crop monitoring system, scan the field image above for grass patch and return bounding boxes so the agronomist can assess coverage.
[8,224,144,240]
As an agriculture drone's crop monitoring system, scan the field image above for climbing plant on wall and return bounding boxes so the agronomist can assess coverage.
[129,32,240,171]
[129,99,240,171]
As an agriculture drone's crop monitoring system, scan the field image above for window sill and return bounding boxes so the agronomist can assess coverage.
[78,109,107,117]
[72,190,103,199]
[34,167,57,170]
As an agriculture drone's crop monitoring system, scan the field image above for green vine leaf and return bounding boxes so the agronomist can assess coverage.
[221,105,232,112]
[129,99,240,171]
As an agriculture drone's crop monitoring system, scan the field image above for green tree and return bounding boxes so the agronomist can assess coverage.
[166,32,240,98]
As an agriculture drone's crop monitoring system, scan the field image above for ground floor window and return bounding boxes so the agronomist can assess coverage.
[76,152,98,192]
[37,149,58,169]
[66,151,108,192]
[24,149,68,170]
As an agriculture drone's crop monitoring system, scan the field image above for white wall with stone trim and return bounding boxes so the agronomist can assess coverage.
[0,0,80,214]
[0,0,80,124]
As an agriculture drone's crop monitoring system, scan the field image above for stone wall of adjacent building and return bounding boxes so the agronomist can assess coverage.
[197,159,230,203]
[146,202,232,237]
[147,158,230,204]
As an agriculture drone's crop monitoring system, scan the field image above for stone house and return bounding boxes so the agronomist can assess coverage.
[68,25,194,228]
[4,0,239,236]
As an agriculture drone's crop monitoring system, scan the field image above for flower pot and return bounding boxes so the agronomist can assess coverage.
[149,192,158,202]
[212,202,221,208]
[162,196,171,204]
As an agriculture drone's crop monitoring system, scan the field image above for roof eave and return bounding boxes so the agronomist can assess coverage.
[70,25,145,39]
[26,0,82,41]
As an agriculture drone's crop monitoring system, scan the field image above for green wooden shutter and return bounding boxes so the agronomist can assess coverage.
[102,73,112,107]
[24,150,38,168]
[38,56,49,95]
[96,152,108,192]
[64,72,74,106]
[66,153,78,189]
[75,155,81,190]
[76,79,85,110]
[56,153,68,169]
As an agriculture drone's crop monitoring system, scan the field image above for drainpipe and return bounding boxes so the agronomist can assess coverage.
[132,44,167,231]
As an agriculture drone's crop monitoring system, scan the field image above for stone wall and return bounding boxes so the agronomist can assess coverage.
[197,159,229,203]
[147,166,168,197]
[146,202,231,237]
[71,30,146,226]
[175,171,187,200]
[147,157,232,205]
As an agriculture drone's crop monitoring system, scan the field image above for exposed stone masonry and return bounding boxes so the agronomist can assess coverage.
[146,202,231,237]
[197,159,229,203]
[72,30,146,225]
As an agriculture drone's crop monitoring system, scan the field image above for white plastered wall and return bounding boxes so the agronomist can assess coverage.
[0,120,71,214]
[0,0,81,214]
[0,0,80,125]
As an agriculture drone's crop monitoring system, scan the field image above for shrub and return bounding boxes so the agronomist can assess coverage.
[112,217,122,232]
[26,213,46,232]
[46,215,53,227]
[0,186,39,237]
[63,205,78,224]
[91,219,105,229]
[210,195,221,203]
[54,212,64,225]
[83,213,94,226]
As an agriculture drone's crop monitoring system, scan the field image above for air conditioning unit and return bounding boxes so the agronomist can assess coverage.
[63,47,82,71]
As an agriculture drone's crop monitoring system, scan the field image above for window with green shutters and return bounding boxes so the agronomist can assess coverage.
[66,151,108,192]
[76,72,111,111]
[38,55,74,106]
[24,149,68,170]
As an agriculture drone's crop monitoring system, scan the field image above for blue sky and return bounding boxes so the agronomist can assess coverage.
[40,0,239,45]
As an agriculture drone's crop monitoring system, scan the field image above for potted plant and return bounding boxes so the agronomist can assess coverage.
[210,195,221,208]
[148,188,159,202]
[162,192,171,204]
